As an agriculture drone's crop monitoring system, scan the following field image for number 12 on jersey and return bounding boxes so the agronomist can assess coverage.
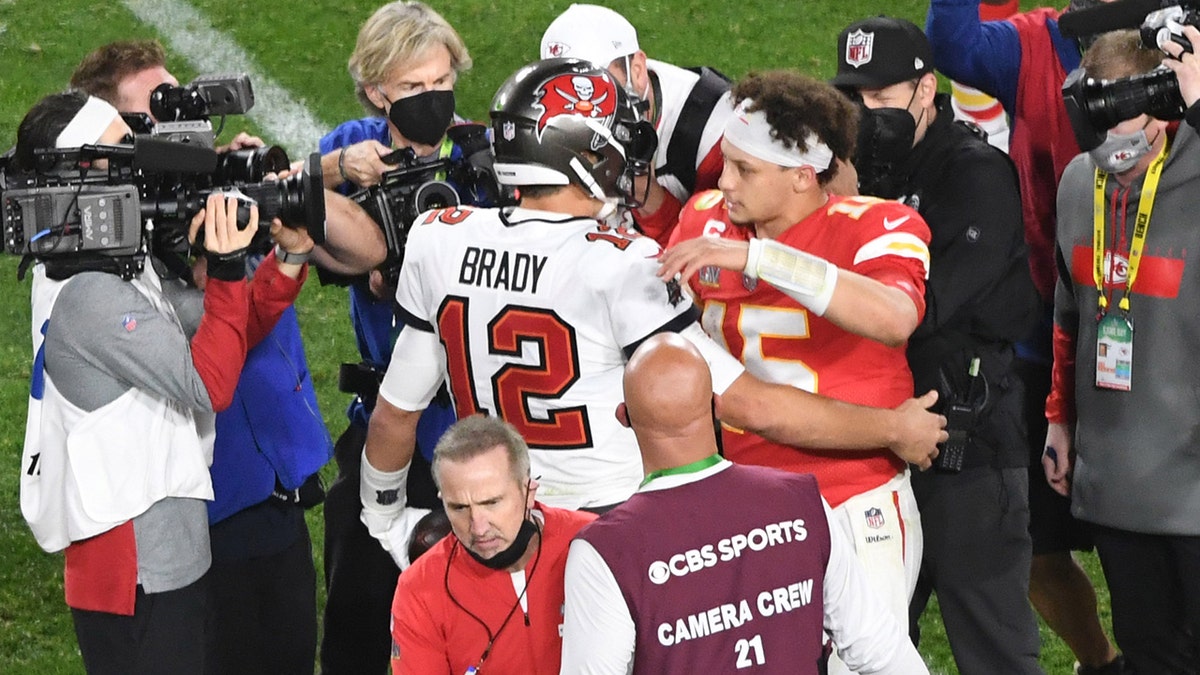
[437,295,594,449]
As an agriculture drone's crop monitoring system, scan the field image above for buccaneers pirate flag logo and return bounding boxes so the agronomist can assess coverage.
[533,73,618,141]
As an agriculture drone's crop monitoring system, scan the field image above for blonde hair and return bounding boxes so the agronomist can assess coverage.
[348,2,472,114]
[1081,29,1163,80]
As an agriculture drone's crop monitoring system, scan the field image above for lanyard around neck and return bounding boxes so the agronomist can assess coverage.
[1091,135,1170,315]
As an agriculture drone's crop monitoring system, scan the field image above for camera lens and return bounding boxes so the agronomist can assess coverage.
[214,146,289,184]
[1089,68,1186,131]
[413,181,460,214]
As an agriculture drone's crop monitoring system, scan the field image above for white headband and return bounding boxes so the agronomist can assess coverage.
[56,96,120,148]
[723,98,833,171]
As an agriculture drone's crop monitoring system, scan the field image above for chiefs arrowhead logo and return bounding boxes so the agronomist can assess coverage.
[545,41,570,57]
[534,73,618,141]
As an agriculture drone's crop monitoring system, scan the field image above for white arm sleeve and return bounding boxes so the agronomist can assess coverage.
[377,326,448,411]
[821,501,929,674]
[676,322,745,395]
[560,539,636,675]
[745,237,839,317]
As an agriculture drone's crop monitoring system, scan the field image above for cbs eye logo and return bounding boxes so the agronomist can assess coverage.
[647,560,671,585]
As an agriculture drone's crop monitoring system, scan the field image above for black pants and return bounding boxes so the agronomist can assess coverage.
[1093,524,1200,674]
[207,503,317,675]
[319,422,437,675]
[72,575,211,675]
[909,466,1043,675]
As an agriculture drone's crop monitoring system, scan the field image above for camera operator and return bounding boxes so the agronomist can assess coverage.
[71,39,257,155]
[924,3,1128,671]
[70,40,387,673]
[14,91,309,674]
[70,40,386,274]
[833,17,1043,674]
[315,3,479,673]
[1047,27,1200,673]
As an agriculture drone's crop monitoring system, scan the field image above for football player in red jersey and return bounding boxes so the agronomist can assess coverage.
[660,70,932,670]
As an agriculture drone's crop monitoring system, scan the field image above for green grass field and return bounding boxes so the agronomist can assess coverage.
[0,0,1113,672]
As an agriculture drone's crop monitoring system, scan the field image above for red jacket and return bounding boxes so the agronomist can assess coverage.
[391,505,595,675]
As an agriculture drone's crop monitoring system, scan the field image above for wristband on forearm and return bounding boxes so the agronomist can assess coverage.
[337,146,350,184]
[205,248,249,281]
[360,450,409,515]
[744,237,838,316]
[274,243,311,265]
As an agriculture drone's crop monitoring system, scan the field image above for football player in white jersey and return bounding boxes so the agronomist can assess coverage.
[358,59,947,562]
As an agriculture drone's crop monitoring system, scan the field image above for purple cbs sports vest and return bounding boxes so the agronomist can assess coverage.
[578,464,832,674]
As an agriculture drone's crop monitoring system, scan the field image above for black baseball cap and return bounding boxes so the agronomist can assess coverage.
[830,16,934,89]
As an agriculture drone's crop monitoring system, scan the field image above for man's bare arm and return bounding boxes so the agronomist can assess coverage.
[311,190,387,275]
[721,374,945,469]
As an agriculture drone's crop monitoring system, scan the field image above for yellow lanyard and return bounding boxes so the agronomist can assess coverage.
[1092,136,1171,315]
[435,135,454,180]
[388,135,455,179]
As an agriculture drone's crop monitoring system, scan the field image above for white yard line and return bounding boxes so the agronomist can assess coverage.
[121,0,328,157]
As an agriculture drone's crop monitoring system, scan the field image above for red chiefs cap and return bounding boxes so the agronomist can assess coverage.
[830,16,934,89]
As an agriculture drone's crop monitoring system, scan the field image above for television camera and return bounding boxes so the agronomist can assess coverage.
[121,73,255,149]
[348,122,505,282]
[1060,0,1200,150]
[2,135,325,280]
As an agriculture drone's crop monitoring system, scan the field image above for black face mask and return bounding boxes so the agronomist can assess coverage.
[854,105,917,199]
[466,517,540,571]
[385,89,456,147]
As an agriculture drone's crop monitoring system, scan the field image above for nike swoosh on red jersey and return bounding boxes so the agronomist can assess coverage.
[883,215,910,231]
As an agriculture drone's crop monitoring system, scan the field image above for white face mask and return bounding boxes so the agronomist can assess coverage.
[1089,126,1154,174]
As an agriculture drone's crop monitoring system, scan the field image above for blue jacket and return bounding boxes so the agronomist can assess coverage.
[209,306,333,524]
[319,117,473,459]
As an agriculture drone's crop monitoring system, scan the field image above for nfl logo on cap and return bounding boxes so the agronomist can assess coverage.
[845,29,874,68]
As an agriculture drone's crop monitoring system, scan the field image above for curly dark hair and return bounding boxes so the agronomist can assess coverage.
[730,70,857,186]
[70,40,167,106]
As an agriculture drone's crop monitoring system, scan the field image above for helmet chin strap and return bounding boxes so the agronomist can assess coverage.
[568,157,620,220]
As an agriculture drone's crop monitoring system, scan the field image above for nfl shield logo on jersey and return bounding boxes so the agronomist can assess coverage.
[845,29,874,68]
[742,275,757,292]
[864,507,885,529]
[503,120,516,141]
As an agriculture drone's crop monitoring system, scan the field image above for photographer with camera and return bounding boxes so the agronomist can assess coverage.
[68,39,388,674]
[832,17,1043,674]
[70,39,387,275]
[925,4,1132,673]
[13,91,310,674]
[315,3,482,672]
[1048,26,1200,673]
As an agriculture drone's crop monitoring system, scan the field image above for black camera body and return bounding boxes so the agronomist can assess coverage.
[2,136,325,280]
[1140,5,1200,51]
[1062,66,1187,151]
[349,123,505,282]
[1060,1,1200,150]
[147,73,254,148]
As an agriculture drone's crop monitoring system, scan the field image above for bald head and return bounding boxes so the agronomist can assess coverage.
[622,333,719,471]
